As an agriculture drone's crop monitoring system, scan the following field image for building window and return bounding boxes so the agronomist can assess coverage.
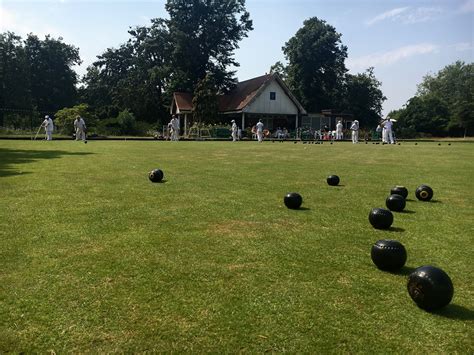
[270,92,276,100]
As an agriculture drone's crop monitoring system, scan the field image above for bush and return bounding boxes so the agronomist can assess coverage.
[55,104,90,134]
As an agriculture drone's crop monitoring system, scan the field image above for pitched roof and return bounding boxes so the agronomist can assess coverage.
[173,92,193,113]
[219,74,272,112]
[171,73,306,114]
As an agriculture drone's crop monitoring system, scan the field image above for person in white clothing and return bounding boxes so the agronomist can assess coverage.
[230,120,238,142]
[169,115,179,141]
[256,119,264,142]
[336,120,343,140]
[350,120,359,144]
[74,116,87,141]
[41,115,54,141]
[382,117,395,144]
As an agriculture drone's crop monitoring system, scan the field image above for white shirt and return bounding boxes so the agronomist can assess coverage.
[43,118,54,132]
[74,118,86,130]
[336,122,343,131]
[384,120,393,131]
[350,122,359,131]
[256,121,264,132]
[231,122,237,133]
[171,118,179,130]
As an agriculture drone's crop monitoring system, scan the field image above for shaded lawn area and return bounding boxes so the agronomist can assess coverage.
[0,140,473,352]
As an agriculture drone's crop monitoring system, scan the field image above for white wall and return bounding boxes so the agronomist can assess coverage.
[244,80,298,115]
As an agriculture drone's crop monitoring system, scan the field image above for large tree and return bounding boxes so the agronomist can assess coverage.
[0,32,80,126]
[0,32,31,126]
[343,68,386,127]
[24,34,81,112]
[390,61,473,137]
[84,1,252,124]
[165,0,253,93]
[283,17,348,113]
[192,74,218,124]
[394,95,450,137]
[83,19,171,123]
[417,61,473,135]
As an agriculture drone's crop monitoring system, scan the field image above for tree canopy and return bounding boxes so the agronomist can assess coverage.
[282,17,348,113]
[82,0,252,125]
[391,61,473,136]
[165,0,253,93]
[0,32,80,125]
[343,68,386,128]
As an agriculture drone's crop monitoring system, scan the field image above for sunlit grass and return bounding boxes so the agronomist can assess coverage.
[1,140,473,352]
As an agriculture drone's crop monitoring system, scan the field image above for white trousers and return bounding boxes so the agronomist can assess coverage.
[336,131,343,140]
[382,129,387,143]
[232,131,237,141]
[76,128,85,141]
[257,131,263,142]
[171,130,179,141]
[45,131,53,140]
[352,130,358,143]
[386,129,394,144]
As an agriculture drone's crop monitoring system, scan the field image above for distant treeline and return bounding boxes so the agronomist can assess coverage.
[1,0,472,136]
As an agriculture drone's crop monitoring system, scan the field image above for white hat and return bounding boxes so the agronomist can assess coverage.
[45,115,49,119]
[231,120,235,123]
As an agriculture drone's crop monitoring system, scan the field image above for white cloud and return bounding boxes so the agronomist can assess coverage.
[459,0,474,13]
[366,7,409,26]
[347,43,439,70]
[0,6,17,31]
[0,5,62,38]
[366,6,442,26]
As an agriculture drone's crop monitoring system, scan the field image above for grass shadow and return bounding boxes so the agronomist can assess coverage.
[388,265,418,276]
[401,210,416,214]
[432,304,474,321]
[0,148,94,178]
[429,199,442,204]
[298,207,311,211]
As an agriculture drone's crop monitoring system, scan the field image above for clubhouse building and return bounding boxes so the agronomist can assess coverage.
[170,73,308,136]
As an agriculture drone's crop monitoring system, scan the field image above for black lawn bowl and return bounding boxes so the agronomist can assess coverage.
[415,184,433,201]
[327,175,340,186]
[371,239,407,271]
[284,192,303,209]
[149,169,164,183]
[386,194,406,212]
[391,185,408,199]
[369,208,394,229]
[407,265,454,311]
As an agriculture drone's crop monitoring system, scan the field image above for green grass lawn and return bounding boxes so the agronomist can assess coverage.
[1,140,473,352]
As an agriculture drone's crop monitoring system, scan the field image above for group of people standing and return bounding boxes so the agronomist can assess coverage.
[347,117,395,144]
[377,117,395,144]
[39,115,87,141]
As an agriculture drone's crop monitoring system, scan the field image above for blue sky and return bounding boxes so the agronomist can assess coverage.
[1,0,472,115]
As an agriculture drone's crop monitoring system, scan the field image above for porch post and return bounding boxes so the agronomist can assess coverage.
[295,114,299,139]
[184,113,188,137]
[241,112,245,131]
